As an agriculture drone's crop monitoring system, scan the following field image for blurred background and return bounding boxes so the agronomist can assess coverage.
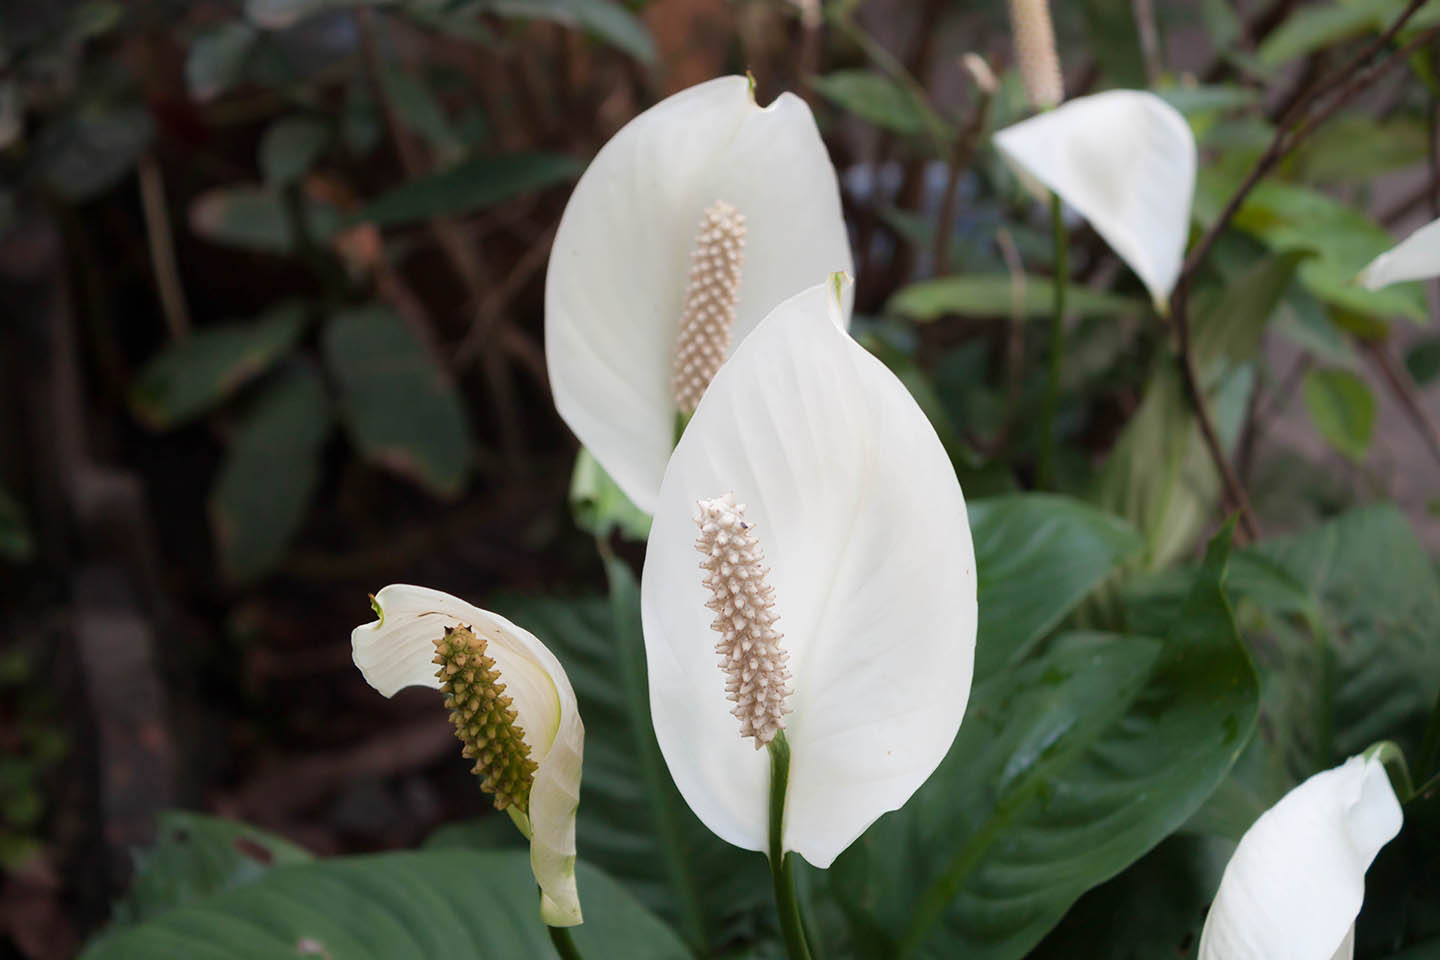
[3,0,1438,955]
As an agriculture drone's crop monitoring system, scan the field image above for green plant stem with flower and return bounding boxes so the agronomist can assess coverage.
[548,924,584,960]
[767,732,814,960]
[1038,190,1067,490]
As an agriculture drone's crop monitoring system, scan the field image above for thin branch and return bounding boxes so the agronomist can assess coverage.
[1367,342,1440,469]
[933,63,994,276]
[136,153,190,339]
[1131,0,1164,85]
[1168,0,1435,544]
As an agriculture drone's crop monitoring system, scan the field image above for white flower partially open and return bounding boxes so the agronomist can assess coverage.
[352,586,585,927]
[640,277,977,868]
[1359,215,1440,290]
[546,75,853,515]
[994,90,1196,310]
[1198,753,1403,960]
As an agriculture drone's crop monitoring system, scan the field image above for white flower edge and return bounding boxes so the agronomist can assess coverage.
[1197,753,1402,960]
[994,89,1196,311]
[1358,215,1440,291]
[352,585,585,927]
[641,277,977,868]
[546,74,853,515]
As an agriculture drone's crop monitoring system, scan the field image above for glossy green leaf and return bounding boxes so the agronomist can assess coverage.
[323,305,472,499]
[1302,366,1376,462]
[830,526,1257,960]
[481,0,656,63]
[888,275,1143,322]
[569,447,651,541]
[1154,84,1260,116]
[1294,113,1428,183]
[111,811,313,925]
[1258,2,1381,66]
[129,303,307,430]
[83,850,690,959]
[379,65,459,157]
[968,494,1142,681]
[209,365,331,583]
[190,185,341,254]
[186,22,258,102]
[356,152,580,228]
[810,70,928,136]
[495,559,769,951]
[259,117,329,186]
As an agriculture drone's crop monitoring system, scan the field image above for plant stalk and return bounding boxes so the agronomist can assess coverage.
[767,733,814,960]
[1037,190,1067,490]
[548,925,584,960]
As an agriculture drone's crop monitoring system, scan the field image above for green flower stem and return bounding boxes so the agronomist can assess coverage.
[1037,190,1068,490]
[548,924,584,960]
[767,732,814,960]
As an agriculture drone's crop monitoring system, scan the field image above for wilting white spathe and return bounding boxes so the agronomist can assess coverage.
[640,278,977,868]
[1358,216,1440,290]
[994,90,1196,310]
[546,75,853,515]
[1198,753,1403,960]
[352,586,585,926]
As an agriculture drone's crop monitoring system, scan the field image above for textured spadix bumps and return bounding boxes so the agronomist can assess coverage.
[674,202,748,413]
[1006,0,1063,108]
[642,278,977,868]
[546,75,852,514]
[352,587,585,926]
[1198,753,1402,960]
[695,493,792,747]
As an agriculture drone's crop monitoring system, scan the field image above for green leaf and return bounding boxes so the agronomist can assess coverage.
[35,104,153,202]
[810,70,928,136]
[1098,250,1301,569]
[356,152,581,228]
[129,303,307,430]
[491,560,769,951]
[111,811,313,925]
[190,185,340,254]
[186,22,258,102]
[1302,366,1376,462]
[1406,338,1440,387]
[245,0,388,30]
[829,526,1258,960]
[1258,1,1381,66]
[378,65,459,157]
[1154,84,1260,116]
[324,305,472,499]
[569,448,651,541]
[0,485,33,564]
[209,365,331,583]
[887,275,1144,321]
[968,494,1142,681]
[83,850,690,958]
[480,0,656,63]
[259,117,329,186]
[1293,113,1428,183]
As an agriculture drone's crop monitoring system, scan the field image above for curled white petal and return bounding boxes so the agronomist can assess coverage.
[640,279,977,867]
[994,89,1196,310]
[546,75,853,514]
[1358,216,1440,291]
[352,585,585,926]
[1197,754,1402,960]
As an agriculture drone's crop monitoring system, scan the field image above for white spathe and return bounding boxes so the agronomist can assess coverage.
[994,89,1196,311]
[1197,754,1403,960]
[1358,216,1440,290]
[640,278,977,868]
[546,75,853,515]
[352,586,585,927]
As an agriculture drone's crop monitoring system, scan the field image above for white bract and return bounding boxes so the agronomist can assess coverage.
[994,90,1196,310]
[352,586,586,927]
[1198,753,1403,960]
[1359,215,1440,290]
[546,75,853,515]
[640,278,977,868]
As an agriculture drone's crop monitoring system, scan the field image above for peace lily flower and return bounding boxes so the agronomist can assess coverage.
[640,276,977,868]
[1359,215,1440,290]
[352,586,585,927]
[546,75,853,515]
[1198,752,1403,960]
[994,89,1197,310]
